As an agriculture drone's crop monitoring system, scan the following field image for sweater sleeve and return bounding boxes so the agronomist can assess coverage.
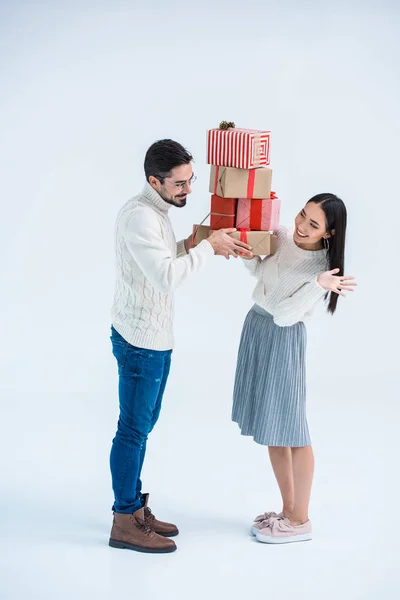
[124,209,215,293]
[176,239,187,258]
[273,277,326,327]
[242,227,285,278]
[241,256,262,277]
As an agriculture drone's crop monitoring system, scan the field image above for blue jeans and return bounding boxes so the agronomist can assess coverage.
[109,326,172,514]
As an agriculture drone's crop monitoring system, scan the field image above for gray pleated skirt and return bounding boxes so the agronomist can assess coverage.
[232,304,311,447]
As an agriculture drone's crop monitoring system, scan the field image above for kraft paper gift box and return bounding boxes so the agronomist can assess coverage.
[192,225,277,257]
[210,195,237,230]
[209,165,272,199]
[207,126,271,169]
[236,192,281,231]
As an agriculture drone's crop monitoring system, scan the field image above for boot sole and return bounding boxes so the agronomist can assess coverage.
[155,529,179,538]
[109,538,176,553]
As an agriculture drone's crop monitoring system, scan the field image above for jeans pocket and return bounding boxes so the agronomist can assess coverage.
[112,339,129,373]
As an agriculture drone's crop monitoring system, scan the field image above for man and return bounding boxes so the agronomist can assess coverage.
[109,139,252,553]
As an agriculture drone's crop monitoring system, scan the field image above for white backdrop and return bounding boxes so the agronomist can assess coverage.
[1,1,399,599]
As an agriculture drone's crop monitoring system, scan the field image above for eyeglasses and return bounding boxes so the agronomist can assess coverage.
[161,174,197,190]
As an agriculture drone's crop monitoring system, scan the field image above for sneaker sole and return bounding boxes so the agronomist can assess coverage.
[109,538,177,553]
[255,532,312,544]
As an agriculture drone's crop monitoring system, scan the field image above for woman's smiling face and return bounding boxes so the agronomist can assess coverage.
[294,201,331,248]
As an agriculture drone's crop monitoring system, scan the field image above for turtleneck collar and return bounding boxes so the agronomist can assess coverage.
[141,181,172,213]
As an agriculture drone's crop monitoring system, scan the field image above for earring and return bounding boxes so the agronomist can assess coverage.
[323,238,329,251]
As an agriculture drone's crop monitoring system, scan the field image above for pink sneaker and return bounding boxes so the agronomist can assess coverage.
[255,516,312,544]
[250,512,282,536]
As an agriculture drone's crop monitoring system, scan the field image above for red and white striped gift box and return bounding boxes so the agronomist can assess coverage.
[207,127,271,169]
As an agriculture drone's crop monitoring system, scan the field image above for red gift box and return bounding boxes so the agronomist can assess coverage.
[207,127,271,169]
[210,195,237,230]
[236,192,281,231]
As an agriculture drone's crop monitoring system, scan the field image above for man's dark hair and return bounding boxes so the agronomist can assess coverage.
[144,139,193,182]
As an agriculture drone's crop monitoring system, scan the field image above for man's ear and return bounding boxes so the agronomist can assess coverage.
[148,175,159,190]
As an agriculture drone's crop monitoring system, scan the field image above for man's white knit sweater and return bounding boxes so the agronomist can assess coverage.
[111,182,215,350]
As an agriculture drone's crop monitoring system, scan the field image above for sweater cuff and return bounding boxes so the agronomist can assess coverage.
[176,239,187,258]
[193,239,215,258]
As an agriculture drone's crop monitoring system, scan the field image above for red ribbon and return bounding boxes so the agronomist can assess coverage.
[249,200,262,230]
[238,228,250,249]
[247,168,256,197]
[248,191,278,230]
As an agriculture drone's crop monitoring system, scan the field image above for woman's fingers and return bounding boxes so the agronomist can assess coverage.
[330,271,358,283]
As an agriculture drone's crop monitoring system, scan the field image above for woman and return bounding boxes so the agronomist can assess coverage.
[232,193,356,544]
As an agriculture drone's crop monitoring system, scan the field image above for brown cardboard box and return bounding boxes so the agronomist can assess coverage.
[193,225,277,257]
[209,165,272,199]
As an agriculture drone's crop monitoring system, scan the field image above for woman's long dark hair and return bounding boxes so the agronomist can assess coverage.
[307,193,347,315]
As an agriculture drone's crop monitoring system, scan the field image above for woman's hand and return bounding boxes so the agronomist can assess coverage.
[240,252,255,260]
[317,268,357,297]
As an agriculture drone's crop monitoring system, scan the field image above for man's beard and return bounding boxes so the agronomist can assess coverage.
[160,189,187,208]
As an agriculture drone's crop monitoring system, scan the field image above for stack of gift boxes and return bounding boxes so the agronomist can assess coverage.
[193,121,280,256]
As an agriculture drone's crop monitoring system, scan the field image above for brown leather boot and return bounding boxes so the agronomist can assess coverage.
[143,493,179,537]
[109,507,177,553]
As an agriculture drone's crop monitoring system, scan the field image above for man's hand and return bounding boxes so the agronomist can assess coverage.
[207,228,253,260]
[184,234,195,254]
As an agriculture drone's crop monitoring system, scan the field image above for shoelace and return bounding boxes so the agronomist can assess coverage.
[144,507,155,522]
[132,516,153,536]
